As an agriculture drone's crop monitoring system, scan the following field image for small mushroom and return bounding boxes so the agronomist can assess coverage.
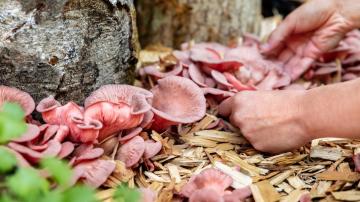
[12,124,40,143]
[189,188,224,202]
[143,140,162,159]
[119,127,143,143]
[0,85,35,116]
[142,63,183,78]
[211,70,233,88]
[150,76,206,131]
[223,73,256,91]
[71,159,116,188]
[180,168,232,198]
[223,187,252,202]
[189,44,243,72]
[188,63,207,87]
[116,136,145,168]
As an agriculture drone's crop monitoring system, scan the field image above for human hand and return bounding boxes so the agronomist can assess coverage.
[218,91,311,153]
[262,0,358,80]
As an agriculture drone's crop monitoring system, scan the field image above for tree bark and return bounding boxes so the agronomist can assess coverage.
[0,0,140,104]
[136,0,262,48]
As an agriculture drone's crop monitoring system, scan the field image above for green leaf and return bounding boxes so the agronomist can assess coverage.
[1,103,25,121]
[0,103,27,144]
[38,190,63,202]
[0,193,18,202]
[5,168,49,201]
[0,147,17,173]
[113,184,141,202]
[62,185,98,202]
[40,158,72,187]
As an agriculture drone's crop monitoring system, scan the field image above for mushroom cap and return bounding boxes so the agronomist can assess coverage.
[193,168,233,192]
[189,188,224,202]
[75,147,104,163]
[188,63,207,87]
[143,140,162,159]
[119,127,142,143]
[84,84,153,114]
[72,159,116,188]
[139,188,157,202]
[12,124,40,143]
[180,168,233,198]
[0,85,35,116]
[116,136,145,168]
[151,76,206,125]
[211,70,233,87]
[36,95,61,113]
[58,142,75,159]
[223,187,252,202]
[143,63,183,78]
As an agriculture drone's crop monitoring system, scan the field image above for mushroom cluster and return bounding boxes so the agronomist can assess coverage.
[0,75,207,187]
[140,30,360,104]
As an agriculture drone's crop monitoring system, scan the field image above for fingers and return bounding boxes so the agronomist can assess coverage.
[218,97,233,117]
[261,15,296,55]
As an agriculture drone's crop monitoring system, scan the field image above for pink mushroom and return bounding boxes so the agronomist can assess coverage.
[143,140,162,159]
[353,153,360,172]
[180,168,233,198]
[223,187,252,202]
[71,159,116,188]
[11,124,40,143]
[223,73,256,91]
[116,136,145,168]
[37,96,102,143]
[150,76,206,131]
[0,85,35,116]
[139,188,157,202]
[189,188,223,202]
[83,85,153,141]
[190,44,243,72]
[142,63,183,79]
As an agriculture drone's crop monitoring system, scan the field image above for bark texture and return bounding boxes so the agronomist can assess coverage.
[0,0,140,104]
[136,0,262,48]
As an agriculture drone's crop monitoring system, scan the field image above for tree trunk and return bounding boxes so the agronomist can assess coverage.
[136,0,262,48]
[0,0,140,104]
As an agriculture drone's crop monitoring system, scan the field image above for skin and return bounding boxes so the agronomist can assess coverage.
[219,0,360,153]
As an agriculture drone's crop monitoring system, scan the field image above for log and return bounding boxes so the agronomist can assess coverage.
[136,0,262,48]
[0,0,140,104]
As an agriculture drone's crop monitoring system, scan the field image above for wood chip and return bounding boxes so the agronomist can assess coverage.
[310,145,343,161]
[332,191,360,201]
[166,164,181,183]
[270,170,294,185]
[317,171,360,182]
[281,189,310,202]
[251,180,281,202]
[214,161,252,189]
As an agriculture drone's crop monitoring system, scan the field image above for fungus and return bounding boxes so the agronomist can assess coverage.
[99,135,119,156]
[8,140,62,162]
[0,85,35,116]
[211,70,233,87]
[116,136,145,168]
[142,63,183,78]
[83,85,153,141]
[12,124,40,143]
[180,168,232,198]
[188,63,207,87]
[72,159,116,188]
[119,127,143,143]
[58,142,75,159]
[37,96,102,143]
[143,140,162,159]
[189,188,223,202]
[223,187,252,202]
[139,188,157,202]
[150,76,206,131]
[190,43,243,72]
[83,101,142,142]
[223,73,256,91]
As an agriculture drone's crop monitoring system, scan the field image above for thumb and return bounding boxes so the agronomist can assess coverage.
[218,97,233,117]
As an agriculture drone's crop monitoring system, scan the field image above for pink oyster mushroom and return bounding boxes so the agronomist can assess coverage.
[0,85,35,116]
[36,96,103,143]
[180,168,232,199]
[116,136,162,168]
[150,76,206,131]
[189,43,243,72]
[83,85,153,142]
[71,159,116,188]
[141,63,183,79]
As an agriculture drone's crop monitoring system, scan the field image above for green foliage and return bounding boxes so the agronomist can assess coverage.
[113,183,141,202]
[40,158,72,188]
[0,103,27,143]
[0,147,17,173]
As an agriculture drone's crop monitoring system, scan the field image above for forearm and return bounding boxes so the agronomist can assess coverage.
[301,78,360,139]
